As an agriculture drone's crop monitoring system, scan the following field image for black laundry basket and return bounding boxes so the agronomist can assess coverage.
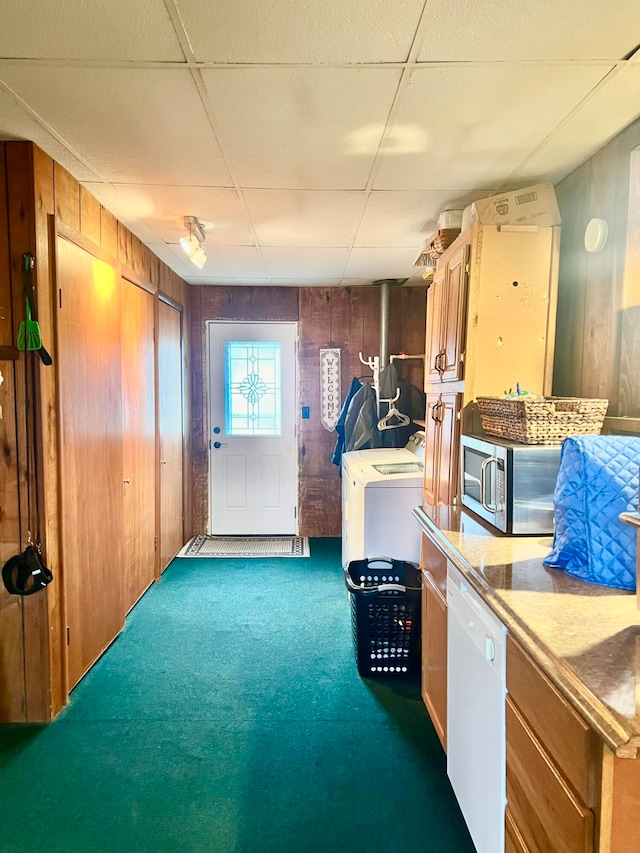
[344,557,421,677]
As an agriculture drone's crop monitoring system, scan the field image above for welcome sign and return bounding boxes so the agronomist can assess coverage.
[319,348,341,432]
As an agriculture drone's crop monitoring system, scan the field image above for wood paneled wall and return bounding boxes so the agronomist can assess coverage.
[189,284,427,537]
[0,141,191,722]
[553,117,640,418]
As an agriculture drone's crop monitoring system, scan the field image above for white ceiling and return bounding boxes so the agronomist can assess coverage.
[0,0,639,286]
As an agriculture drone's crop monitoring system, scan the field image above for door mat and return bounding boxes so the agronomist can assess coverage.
[178,535,310,558]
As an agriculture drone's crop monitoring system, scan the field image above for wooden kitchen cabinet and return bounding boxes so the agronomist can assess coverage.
[422,222,560,507]
[420,534,448,750]
[421,570,447,750]
[423,391,461,506]
[425,242,468,385]
[506,634,598,853]
[418,510,640,853]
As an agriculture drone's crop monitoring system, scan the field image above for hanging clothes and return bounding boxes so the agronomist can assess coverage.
[332,379,381,468]
[331,377,362,467]
[342,381,380,454]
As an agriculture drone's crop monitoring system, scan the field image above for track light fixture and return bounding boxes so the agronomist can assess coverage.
[180,215,207,268]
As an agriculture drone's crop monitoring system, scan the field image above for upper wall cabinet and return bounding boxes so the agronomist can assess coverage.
[423,222,560,506]
[425,243,469,386]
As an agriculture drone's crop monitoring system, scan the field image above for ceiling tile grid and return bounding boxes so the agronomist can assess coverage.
[0,0,638,285]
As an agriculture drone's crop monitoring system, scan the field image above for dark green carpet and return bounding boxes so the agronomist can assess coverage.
[0,538,474,853]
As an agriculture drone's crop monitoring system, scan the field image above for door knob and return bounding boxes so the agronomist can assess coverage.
[213,441,228,449]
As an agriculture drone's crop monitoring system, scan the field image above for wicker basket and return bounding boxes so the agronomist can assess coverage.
[476,396,609,445]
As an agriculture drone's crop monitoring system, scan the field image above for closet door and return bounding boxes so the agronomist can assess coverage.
[55,236,124,690]
[158,298,184,572]
[121,278,156,612]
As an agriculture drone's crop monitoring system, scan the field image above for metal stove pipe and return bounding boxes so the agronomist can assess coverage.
[374,278,408,369]
[380,279,390,369]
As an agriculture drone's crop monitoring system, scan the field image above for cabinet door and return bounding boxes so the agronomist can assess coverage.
[435,393,461,506]
[440,244,468,382]
[506,696,595,853]
[121,279,156,613]
[426,271,446,384]
[158,299,185,572]
[423,393,441,505]
[421,571,447,750]
[506,809,531,853]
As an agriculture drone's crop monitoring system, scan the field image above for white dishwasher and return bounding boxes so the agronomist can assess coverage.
[447,563,507,853]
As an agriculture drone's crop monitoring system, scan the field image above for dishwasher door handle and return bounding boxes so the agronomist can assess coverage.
[485,635,496,662]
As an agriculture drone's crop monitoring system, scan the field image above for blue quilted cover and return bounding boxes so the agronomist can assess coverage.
[543,436,640,590]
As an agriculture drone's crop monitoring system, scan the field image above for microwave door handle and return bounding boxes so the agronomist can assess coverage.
[480,457,498,512]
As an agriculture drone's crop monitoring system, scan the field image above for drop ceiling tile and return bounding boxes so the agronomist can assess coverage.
[262,248,348,278]
[373,64,613,190]
[244,189,365,247]
[201,67,402,189]
[0,87,100,182]
[417,0,640,61]
[96,184,255,245]
[354,190,491,247]
[189,246,268,278]
[153,243,268,279]
[507,63,640,185]
[0,66,232,186]
[343,248,421,280]
[0,0,184,61]
[179,0,425,63]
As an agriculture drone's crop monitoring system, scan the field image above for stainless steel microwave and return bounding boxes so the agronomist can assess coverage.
[460,434,562,534]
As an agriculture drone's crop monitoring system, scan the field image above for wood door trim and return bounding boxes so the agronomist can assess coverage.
[55,217,119,269]
[121,263,157,296]
[159,291,183,312]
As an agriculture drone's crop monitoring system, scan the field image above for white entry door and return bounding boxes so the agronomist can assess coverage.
[208,321,298,535]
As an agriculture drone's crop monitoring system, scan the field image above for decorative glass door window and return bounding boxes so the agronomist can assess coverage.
[224,340,282,435]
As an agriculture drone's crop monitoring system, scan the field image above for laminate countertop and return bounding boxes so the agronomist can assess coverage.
[413,504,640,758]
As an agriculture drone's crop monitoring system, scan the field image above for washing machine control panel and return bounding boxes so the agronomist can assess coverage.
[405,430,426,459]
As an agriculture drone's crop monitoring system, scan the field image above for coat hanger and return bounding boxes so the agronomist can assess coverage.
[378,406,411,430]
[377,388,410,430]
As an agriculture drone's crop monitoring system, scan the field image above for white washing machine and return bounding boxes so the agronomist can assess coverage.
[341,431,425,568]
